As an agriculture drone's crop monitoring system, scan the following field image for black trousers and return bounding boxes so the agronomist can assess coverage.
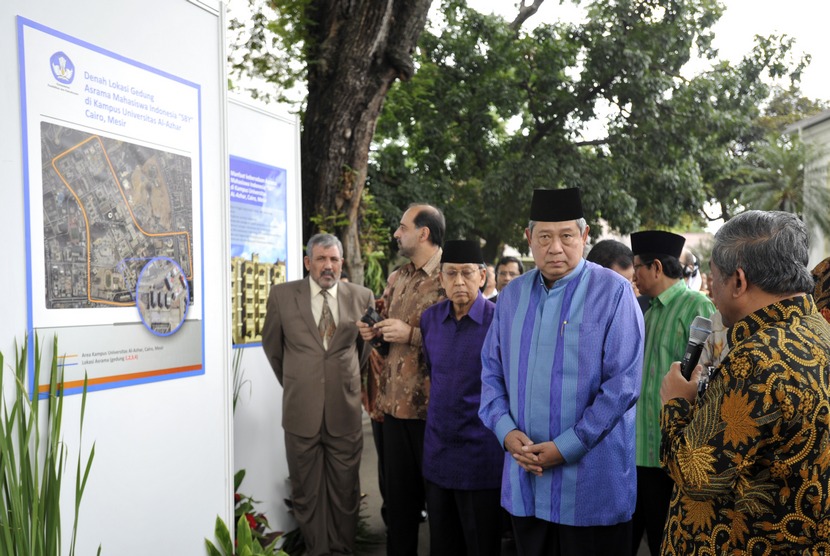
[631,466,674,555]
[424,479,502,556]
[512,515,632,556]
[370,418,387,526]
[382,414,425,556]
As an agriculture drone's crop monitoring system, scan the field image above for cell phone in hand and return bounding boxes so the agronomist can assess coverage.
[360,304,388,355]
[361,305,382,327]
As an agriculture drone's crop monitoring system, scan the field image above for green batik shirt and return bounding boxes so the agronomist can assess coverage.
[659,295,830,556]
[636,280,715,467]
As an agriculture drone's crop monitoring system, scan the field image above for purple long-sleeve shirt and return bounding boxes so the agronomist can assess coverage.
[421,294,504,490]
[479,259,644,526]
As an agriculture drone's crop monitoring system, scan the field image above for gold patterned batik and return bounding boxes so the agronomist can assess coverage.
[375,248,445,420]
[813,257,830,324]
[660,295,830,556]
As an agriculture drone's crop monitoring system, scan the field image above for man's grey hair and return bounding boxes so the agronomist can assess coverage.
[528,218,587,235]
[711,210,814,295]
[306,233,343,259]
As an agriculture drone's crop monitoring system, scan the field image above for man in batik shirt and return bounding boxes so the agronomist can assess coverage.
[357,203,446,556]
[630,230,716,556]
[659,210,830,555]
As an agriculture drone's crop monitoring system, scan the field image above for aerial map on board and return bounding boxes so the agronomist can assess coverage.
[40,121,194,309]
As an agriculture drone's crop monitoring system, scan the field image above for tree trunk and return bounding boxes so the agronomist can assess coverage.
[301,0,433,285]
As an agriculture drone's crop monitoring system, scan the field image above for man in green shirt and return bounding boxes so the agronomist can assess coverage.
[630,231,715,555]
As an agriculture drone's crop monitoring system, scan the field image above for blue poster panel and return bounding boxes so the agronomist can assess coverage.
[229,155,287,346]
[230,155,287,263]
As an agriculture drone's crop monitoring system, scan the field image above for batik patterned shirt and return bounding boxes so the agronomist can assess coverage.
[660,295,830,556]
[813,257,830,324]
[376,248,445,420]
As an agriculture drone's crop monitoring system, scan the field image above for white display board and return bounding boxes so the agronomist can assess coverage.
[228,95,302,279]
[229,94,303,533]
[18,16,205,396]
[0,1,232,554]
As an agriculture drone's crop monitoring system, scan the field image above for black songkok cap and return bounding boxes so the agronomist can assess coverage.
[630,231,686,259]
[530,188,583,222]
[441,240,484,265]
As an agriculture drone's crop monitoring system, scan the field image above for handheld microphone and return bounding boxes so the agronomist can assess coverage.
[680,316,713,380]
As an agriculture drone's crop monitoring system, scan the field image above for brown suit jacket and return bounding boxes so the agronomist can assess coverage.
[261,277,374,438]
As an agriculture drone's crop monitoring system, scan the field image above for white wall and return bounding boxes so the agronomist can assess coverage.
[233,347,294,533]
[229,95,303,534]
[0,1,233,554]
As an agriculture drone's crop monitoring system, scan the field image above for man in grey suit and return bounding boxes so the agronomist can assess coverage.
[262,233,374,556]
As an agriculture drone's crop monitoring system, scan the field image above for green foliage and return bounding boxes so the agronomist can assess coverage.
[736,134,830,236]
[230,0,822,264]
[206,470,288,555]
[308,212,351,233]
[756,85,828,134]
[368,0,813,258]
[358,189,392,295]
[0,335,98,556]
[227,0,310,104]
[205,514,287,556]
[363,251,387,297]
[233,469,271,546]
[232,348,249,413]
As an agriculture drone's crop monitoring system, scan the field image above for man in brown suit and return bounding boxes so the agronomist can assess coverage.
[262,233,374,556]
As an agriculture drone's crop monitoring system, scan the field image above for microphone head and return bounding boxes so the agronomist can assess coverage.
[689,315,713,345]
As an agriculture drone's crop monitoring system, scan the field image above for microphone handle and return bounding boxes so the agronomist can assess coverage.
[680,342,705,380]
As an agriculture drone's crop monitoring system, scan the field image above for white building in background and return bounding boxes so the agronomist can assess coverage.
[787,109,830,266]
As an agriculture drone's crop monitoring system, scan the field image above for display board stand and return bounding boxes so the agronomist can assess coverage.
[1,1,233,554]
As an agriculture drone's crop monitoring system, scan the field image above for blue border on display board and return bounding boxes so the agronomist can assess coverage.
[17,16,206,398]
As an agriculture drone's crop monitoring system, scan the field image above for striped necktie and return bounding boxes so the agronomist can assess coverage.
[318,290,336,347]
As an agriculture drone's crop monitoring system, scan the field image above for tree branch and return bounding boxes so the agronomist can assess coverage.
[524,74,616,153]
[574,138,609,148]
[510,0,546,32]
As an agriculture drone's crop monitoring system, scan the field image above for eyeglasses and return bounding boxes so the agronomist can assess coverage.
[442,268,481,281]
[533,232,580,247]
[633,261,653,272]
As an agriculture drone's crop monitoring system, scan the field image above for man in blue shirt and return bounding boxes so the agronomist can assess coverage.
[421,239,503,556]
[479,188,644,556]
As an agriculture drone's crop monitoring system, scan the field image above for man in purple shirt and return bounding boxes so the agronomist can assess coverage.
[421,240,504,556]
